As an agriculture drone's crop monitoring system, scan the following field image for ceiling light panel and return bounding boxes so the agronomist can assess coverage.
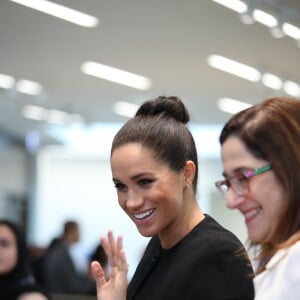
[9,0,99,27]
[262,73,283,90]
[16,79,42,95]
[0,73,15,89]
[22,105,47,121]
[282,22,300,40]
[113,101,139,118]
[211,0,247,13]
[46,109,71,125]
[252,9,278,27]
[207,55,261,82]
[81,62,152,90]
[217,97,252,114]
[283,81,300,97]
[22,105,83,125]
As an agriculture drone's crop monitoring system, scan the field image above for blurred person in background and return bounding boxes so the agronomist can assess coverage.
[43,220,95,295]
[0,219,49,300]
[88,242,108,281]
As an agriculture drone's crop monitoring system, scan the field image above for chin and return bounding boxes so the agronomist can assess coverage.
[248,231,264,244]
[136,227,155,238]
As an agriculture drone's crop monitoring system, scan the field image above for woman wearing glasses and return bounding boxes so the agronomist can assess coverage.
[215,96,300,299]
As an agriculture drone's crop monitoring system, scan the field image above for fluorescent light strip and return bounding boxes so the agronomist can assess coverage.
[252,9,277,27]
[22,105,83,125]
[217,97,252,114]
[207,55,261,82]
[81,62,152,90]
[9,0,99,27]
[46,109,71,125]
[282,22,300,40]
[283,81,300,97]
[211,0,247,13]
[240,13,255,25]
[22,105,47,121]
[0,73,15,89]
[16,79,42,95]
[208,54,299,97]
[113,101,139,118]
[270,27,284,39]
[262,73,282,90]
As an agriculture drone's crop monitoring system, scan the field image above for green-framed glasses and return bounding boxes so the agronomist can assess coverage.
[215,165,272,196]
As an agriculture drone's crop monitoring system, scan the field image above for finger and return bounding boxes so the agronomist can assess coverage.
[117,236,128,271]
[101,236,114,267]
[91,261,106,289]
[107,230,118,266]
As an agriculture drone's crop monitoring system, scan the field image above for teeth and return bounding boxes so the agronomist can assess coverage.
[244,208,260,220]
[134,209,154,220]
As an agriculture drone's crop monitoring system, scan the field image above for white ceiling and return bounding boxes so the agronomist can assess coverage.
[0,0,300,145]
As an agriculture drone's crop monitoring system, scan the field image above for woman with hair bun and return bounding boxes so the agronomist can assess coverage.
[92,96,254,300]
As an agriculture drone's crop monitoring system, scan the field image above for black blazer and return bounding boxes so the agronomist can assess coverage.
[127,215,254,300]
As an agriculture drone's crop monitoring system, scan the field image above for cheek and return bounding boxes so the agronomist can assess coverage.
[0,249,17,273]
[9,256,17,270]
[269,185,286,222]
[254,176,286,227]
[117,194,126,209]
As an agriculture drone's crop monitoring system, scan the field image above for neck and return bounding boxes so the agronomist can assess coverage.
[159,200,205,249]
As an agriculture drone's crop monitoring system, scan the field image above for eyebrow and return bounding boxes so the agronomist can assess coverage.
[112,172,154,183]
[222,166,249,178]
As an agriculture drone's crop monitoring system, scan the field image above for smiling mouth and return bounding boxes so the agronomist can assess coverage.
[244,208,261,222]
[134,209,155,220]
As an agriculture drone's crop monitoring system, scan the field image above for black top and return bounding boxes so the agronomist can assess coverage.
[43,240,95,295]
[127,215,254,300]
[0,274,48,300]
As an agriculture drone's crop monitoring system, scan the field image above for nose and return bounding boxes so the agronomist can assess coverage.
[225,188,247,209]
[125,190,144,210]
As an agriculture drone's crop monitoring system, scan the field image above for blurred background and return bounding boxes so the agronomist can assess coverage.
[0,0,300,278]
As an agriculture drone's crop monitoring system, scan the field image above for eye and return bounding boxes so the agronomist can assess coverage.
[235,173,248,184]
[114,182,127,192]
[138,178,154,188]
[0,239,13,247]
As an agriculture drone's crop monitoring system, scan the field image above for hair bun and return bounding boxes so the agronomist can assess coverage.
[135,96,190,124]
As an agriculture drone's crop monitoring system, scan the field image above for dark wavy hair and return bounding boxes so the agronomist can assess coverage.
[111,96,199,193]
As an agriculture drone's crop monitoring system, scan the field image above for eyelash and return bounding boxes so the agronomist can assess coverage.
[114,183,127,192]
[139,178,153,187]
[114,178,154,191]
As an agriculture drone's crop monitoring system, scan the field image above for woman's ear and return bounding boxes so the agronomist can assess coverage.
[183,160,196,187]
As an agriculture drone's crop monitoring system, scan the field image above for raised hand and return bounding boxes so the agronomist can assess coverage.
[91,231,128,300]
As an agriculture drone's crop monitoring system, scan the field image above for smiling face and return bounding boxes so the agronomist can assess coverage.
[111,143,193,246]
[0,224,18,274]
[220,136,286,243]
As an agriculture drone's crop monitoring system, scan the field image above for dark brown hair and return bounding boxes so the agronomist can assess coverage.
[219,97,300,272]
[63,220,78,236]
[111,96,199,193]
